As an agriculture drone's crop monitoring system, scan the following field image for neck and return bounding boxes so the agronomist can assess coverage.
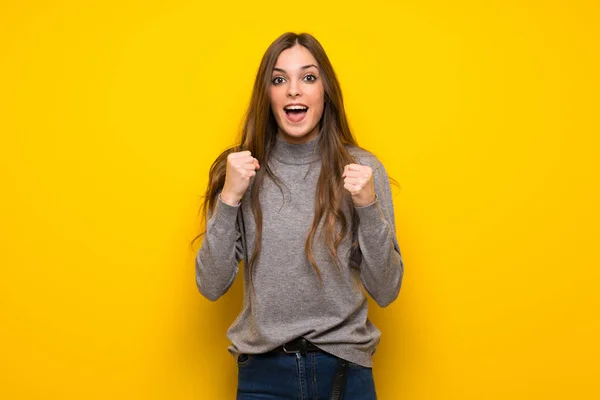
[271,132,321,165]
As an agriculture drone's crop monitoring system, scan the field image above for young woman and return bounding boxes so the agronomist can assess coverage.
[195,32,404,399]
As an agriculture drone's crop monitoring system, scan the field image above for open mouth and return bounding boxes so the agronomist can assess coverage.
[284,105,308,122]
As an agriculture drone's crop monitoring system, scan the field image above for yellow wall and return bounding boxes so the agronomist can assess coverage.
[1,1,599,398]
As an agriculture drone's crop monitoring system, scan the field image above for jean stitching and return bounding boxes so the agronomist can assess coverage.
[296,353,304,400]
[302,353,309,400]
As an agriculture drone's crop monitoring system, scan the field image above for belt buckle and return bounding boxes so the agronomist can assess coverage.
[282,344,295,354]
[283,338,307,355]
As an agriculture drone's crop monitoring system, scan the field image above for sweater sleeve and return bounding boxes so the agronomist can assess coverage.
[353,161,404,307]
[195,195,245,301]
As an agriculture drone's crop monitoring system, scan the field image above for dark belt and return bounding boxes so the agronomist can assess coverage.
[274,337,321,356]
[273,337,349,400]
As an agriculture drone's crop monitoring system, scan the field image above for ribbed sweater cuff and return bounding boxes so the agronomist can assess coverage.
[354,196,386,227]
[210,194,239,233]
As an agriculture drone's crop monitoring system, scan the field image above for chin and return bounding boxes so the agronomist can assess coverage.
[282,123,318,138]
[286,130,311,138]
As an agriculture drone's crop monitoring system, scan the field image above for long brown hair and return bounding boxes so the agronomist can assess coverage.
[193,32,361,287]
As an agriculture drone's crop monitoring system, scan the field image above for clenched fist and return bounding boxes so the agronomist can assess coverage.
[342,164,376,207]
[220,151,260,206]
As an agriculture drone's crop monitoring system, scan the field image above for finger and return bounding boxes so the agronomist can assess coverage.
[245,170,256,180]
[241,163,258,170]
[344,177,365,186]
[238,168,257,179]
[342,164,349,178]
[344,169,370,181]
[357,167,371,178]
[228,151,251,159]
[345,164,372,179]
[232,156,257,168]
[348,164,372,177]
[253,158,260,169]
[343,182,360,195]
[343,170,363,179]
[235,155,256,163]
[344,176,367,185]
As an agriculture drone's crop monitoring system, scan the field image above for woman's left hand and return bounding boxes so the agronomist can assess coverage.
[342,164,376,207]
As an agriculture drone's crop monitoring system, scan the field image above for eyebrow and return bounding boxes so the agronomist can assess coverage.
[272,64,318,74]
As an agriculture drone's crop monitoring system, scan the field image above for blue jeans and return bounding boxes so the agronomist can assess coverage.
[236,350,377,399]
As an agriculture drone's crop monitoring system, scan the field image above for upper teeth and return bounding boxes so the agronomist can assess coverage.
[285,105,308,111]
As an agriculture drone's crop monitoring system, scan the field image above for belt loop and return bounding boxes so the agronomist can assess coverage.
[300,338,307,356]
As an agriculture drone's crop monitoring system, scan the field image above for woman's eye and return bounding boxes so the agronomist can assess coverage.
[304,74,317,82]
[272,77,285,85]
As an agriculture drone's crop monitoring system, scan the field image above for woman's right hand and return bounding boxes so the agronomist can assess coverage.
[220,151,260,206]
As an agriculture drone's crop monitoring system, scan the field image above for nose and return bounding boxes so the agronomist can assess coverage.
[287,80,302,98]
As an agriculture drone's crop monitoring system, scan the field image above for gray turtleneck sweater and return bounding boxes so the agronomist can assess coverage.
[195,134,404,367]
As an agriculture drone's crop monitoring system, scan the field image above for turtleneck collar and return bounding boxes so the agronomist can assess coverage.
[271,133,321,165]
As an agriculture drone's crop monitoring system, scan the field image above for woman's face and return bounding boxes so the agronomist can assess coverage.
[269,45,325,144]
